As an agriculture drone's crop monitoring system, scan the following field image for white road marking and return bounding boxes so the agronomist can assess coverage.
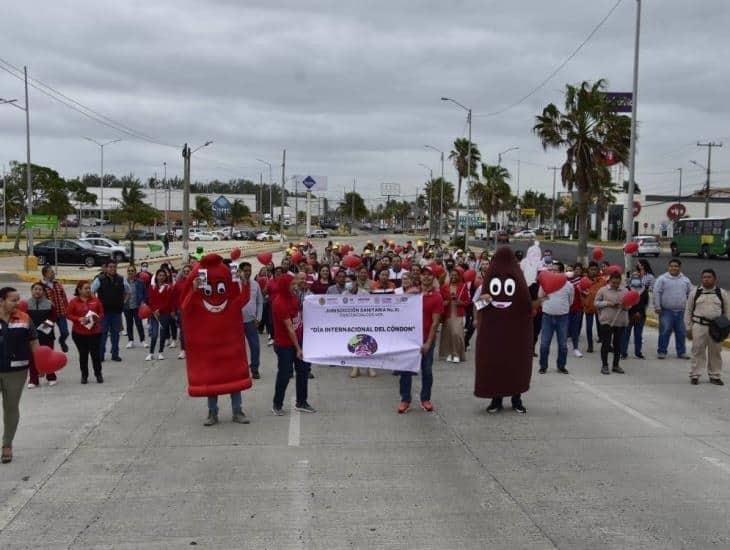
[288,398,301,447]
[703,456,730,475]
[572,380,667,430]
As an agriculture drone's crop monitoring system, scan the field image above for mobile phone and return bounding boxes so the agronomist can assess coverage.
[197,269,208,286]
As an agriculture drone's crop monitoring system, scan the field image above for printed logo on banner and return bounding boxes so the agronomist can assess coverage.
[347,334,378,357]
[318,298,326,305]
[342,297,349,304]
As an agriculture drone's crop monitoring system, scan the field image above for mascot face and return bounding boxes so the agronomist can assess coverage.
[485,247,530,312]
[487,274,517,309]
[195,254,235,314]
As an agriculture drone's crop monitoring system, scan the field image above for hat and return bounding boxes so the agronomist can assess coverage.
[421,266,434,276]
[364,249,372,255]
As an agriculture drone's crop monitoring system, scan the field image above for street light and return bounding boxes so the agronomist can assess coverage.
[256,158,273,223]
[497,146,519,166]
[441,97,472,243]
[83,137,121,233]
[182,140,213,262]
[425,144,446,244]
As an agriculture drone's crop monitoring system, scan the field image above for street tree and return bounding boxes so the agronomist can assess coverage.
[111,181,159,236]
[448,138,481,228]
[339,191,369,221]
[193,195,214,226]
[470,164,512,233]
[229,199,250,225]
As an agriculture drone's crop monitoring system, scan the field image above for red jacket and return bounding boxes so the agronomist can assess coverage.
[67,296,104,335]
[441,283,469,318]
[147,284,175,315]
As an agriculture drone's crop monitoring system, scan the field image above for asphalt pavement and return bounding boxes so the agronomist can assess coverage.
[1,235,729,548]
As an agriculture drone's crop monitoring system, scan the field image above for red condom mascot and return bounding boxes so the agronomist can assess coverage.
[180,254,252,399]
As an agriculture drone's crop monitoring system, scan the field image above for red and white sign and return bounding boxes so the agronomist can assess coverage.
[632,201,641,217]
[666,203,687,221]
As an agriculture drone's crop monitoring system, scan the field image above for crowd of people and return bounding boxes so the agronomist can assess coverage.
[0,237,727,464]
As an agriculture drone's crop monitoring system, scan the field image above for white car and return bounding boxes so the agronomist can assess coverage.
[513,229,537,239]
[307,229,328,238]
[632,235,661,257]
[256,231,282,241]
[80,237,129,262]
[190,231,220,241]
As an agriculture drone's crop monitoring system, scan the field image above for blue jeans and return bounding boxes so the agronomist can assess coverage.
[568,311,583,349]
[657,309,686,356]
[207,392,242,414]
[584,312,596,349]
[539,313,569,370]
[399,345,435,402]
[149,314,171,353]
[100,312,122,358]
[621,319,645,356]
[273,345,310,409]
[244,321,260,373]
[56,315,69,344]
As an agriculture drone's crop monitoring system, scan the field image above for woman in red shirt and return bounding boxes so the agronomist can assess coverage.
[371,269,396,291]
[144,269,174,361]
[310,265,332,294]
[439,269,469,363]
[66,280,105,384]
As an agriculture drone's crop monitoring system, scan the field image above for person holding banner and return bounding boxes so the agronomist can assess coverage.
[398,267,444,414]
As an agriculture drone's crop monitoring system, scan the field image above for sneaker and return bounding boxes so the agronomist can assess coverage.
[512,401,527,414]
[690,378,699,385]
[126,341,135,349]
[635,353,645,359]
[48,380,57,387]
[586,346,594,353]
[27,383,37,389]
[397,401,410,414]
[420,400,434,412]
[157,353,165,360]
[452,357,461,364]
[252,370,260,380]
[232,410,250,424]
[96,374,104,383]
[295,402,316,413]
[601,366,610,375]
[177,351,186,360]
[612,366,625,374]
[367,368,377,378]
[350,367,360,378]
[657,353,667,360]
[486,400,503,413]
[710,378,725,386]
[573,349,583,358]
[203,412,219,426]
[446,355,454,362]
[60,340,69,353]
[168,340,177,349]
[557,367,569,374]
[271,407,285,416]
[145,354,153,361]
[678,354,690,360]
[111,356,122,362]
[538,368,547,374]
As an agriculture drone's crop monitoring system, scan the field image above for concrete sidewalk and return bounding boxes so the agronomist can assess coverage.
[1,322,729,548]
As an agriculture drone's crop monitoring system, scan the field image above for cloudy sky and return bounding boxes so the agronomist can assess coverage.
[1,0,729,208]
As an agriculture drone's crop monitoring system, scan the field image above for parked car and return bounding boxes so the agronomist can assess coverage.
[191,231,220,241]
[33,239,111,268]
[80,230,103,239]
[496,230,510,244]
[512,229,537,239]
[632,235,661,257]
[125,229,156,241]
[80,237,129,262]
[308,229,328,238]
[256,231,282,241]
[320,220,340,230]
[230,229,258,241]
[359,222,373,231]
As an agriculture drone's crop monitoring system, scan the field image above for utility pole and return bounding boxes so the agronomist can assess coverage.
[280,149,286,243]
[294,176,299,236]
[164,162,169,232]
[465,108,472,242]
[256,159,272,223]
[549,167,558,241]
[153,172,158,238]
[350,178,355,236]
[259,172,263,227]
[625,0,641,274]
[182,144,191,262]
[2,164,6,237]
[677,167,683,206]
[23,66,32,254]
[698,141,723,217]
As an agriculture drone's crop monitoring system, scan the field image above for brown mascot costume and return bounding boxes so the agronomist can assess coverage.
[474,246,533,413]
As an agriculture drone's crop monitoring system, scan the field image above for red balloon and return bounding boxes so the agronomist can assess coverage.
[538,270,568,295]
[430,264,445,278]
[138,303,153,320]
[256,252,273,265]
[17,300,28,313]
[462,269,477,283]
[592,247,604,261]
[623,241,639,255]
[395,246,403,255]
[290,252,304,264]
[230,247,241,260]
[605,264,624,275]
[343,255,362,269]
[578,276,593,291]
[623,289,641,308]
[33,346,67,375]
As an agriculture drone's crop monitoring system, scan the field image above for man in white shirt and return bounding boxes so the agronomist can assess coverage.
[537,262,573,374]
[389,256,409,288]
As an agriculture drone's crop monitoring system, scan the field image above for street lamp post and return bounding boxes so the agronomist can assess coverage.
[182,141,213,262]
[425,145,445,244]
[83,137,121,234]
[256,159,273,224]
[497,146,519,167]
[418,163,433,241]
[441,97,471,245]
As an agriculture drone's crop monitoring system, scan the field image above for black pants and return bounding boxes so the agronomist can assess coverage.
[464,306,475,349]
[123,308,145,342]
[599,325,625,367]
[273,345,309,409]
[72,333,102,378]
[532,312,543,347]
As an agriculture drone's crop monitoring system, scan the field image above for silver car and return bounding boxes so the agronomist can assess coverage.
[633,235,661,257]
[80,237,130,262]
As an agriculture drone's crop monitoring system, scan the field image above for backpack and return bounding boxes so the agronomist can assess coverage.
[692,287,730,343]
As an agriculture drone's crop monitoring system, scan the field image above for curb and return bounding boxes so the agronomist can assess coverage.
[644,313,730,350]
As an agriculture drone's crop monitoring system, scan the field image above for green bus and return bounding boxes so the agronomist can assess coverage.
[671,217,730,258]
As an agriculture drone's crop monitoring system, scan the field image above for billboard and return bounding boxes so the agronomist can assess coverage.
[381,182,401,197]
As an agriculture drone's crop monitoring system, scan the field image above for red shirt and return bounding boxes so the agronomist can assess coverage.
[440,283,469,318]
[422,289,444,343]
[310,279,332,295]
[272,292,302,347]
[147,284,174,315]
[66,296,104,335]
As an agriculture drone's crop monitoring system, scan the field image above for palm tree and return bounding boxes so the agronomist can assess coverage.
[193,196,214,226]
[230,199,250,225]
[520,190,552,225]
[470,163,512,233]
[112,181,158,235]
[533,79,631,262]
[448,138,481,233]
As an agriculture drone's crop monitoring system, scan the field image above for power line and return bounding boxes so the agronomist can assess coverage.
[474,0,625,119]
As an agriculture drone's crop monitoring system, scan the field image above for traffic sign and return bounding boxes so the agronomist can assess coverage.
[632,201,641,217]
[666,203,686,221]
[521,208,536,217]
[294,175,328,192]
[26,214,59,230]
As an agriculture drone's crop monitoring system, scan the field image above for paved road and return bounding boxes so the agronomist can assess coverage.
[1,237,730,548]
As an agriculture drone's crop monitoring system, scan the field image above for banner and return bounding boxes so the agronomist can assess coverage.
[303,294,423,372]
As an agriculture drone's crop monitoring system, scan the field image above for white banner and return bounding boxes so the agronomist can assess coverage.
[303,294,423,372]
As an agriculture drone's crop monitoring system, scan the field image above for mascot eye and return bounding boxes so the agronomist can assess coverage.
[216,282,226,295]
[203,286,212,296]
[504,278,516,296]
[488,277,502,295]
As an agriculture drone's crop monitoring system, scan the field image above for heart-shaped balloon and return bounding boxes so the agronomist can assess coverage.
[592,247,604,261]
[138,303,153,320]
[578,276,593,291]
[230,247,241,260]
[17,300,28,313]
[343,255,362,269]
[605,264,624,275]
[33,346,67,375]
[256,252,273,265]
[290,252,304,264]
[538,270,568,294]
[622,289,641,308]
[462,269,477,283]
[623,241,639,255]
